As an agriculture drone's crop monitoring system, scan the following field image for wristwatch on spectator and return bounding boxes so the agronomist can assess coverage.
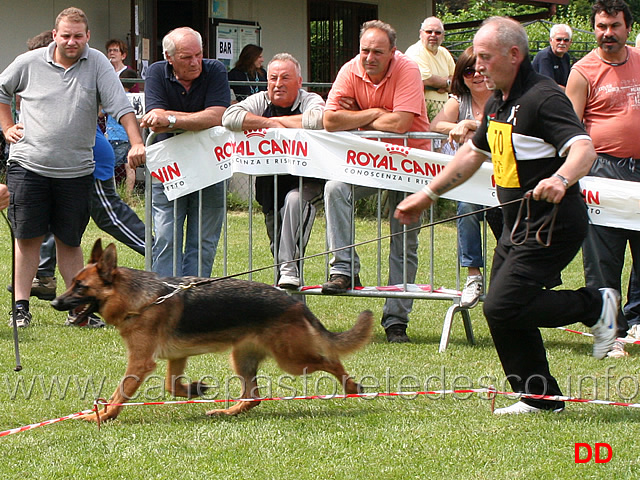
[167,114,177,129]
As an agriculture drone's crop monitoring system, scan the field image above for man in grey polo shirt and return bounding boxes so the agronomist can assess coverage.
[222,53,325,289]
[0,7,145,328]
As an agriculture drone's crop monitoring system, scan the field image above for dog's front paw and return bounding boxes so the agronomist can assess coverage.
[206,400,260,417]
[78,409,118,423]
[205,408,237,417]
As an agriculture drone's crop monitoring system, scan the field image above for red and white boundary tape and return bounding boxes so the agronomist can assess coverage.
[1,327,637,437]
[3,386,640,438]
[556,326,640,345]
[0,409,94,438]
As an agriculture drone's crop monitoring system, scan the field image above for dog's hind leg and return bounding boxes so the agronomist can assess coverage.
[277,355,363,395]
[318,360,362,395]
[267,324,364,395]
[206,344,265,417]
[166,357,209,398]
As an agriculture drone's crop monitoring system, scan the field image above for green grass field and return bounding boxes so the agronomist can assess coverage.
[0,201,637,479]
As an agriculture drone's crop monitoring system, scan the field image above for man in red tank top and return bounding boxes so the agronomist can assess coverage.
[566,0,640,359]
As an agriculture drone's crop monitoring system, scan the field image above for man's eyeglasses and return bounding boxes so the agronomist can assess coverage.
[463,67,476,78]
[554,38,571,42]
[423,29,443,35]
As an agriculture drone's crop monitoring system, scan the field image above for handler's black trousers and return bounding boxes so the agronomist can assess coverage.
[483,193,602,410]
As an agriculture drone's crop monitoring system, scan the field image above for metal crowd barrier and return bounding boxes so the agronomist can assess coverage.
[143,130,492,352]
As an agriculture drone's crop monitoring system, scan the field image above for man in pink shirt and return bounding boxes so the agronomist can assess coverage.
[322,20,430,343]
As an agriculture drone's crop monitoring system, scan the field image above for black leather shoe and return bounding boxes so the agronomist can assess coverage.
[385,324,410,343]
[321,274,362,294]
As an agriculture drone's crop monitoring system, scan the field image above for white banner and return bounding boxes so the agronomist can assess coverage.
[145,127,640,231]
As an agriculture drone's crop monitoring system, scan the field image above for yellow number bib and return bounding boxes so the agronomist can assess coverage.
[488,120,520,188]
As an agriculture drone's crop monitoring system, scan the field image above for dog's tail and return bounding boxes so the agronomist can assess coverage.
[313,309,374,356]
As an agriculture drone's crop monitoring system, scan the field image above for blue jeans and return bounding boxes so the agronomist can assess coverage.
[151,182,225,277]
[109,140,130,167]
[457,202,484,268]
[324,181,420,329]
[38,232,56,277]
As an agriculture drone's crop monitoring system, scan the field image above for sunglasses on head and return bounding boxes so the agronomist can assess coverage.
[463,66,476,78]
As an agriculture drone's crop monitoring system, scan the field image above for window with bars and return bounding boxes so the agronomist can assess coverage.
[308,0,377,92]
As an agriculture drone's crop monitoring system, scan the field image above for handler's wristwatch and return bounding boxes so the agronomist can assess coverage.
[167,114,177,129]
[552,173,569,189]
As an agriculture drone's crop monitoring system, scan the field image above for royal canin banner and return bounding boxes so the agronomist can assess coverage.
[146,127,640,231]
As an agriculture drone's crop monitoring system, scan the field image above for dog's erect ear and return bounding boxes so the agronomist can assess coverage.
[96,243,118,284]
[90,239,103,264]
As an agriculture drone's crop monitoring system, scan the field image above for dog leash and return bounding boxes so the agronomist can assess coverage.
[132,194,536,312]
[123,197,527,318]
[509,190,559,248]
[1,211,23,372]
[127,190,567,318]
[209,192,562,283]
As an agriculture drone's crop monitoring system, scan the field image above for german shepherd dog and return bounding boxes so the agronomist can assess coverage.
[51,239,373,422]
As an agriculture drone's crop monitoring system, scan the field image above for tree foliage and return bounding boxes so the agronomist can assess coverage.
[436,0,640,60]
[438,0,640,19]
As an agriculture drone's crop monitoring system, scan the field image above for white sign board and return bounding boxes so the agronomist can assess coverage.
[145,127,640,231]
[214,22,260,70]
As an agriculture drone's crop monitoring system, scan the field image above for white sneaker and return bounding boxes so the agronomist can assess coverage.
[625,324,640,341]
[591,288,620,360]
[277,275,300,290]
[606,340,629,358]
[494,400,564,415]
[460,275,483,308]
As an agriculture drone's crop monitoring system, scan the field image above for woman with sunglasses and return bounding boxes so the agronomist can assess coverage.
[430,46,502,309]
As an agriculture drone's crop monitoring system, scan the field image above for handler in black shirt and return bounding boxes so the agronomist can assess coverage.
[395,17,619,415]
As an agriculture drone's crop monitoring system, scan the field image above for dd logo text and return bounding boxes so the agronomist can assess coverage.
[574,443,612,463]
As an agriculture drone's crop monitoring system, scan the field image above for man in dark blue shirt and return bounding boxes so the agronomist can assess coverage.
[140,27,230,277]
[532,24,572,88]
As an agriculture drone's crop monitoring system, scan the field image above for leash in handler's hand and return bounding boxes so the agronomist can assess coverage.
[509,190,559,248]
[166,194,531,290]
[1,211,23,372]
[218,191,558,282]
[130,192,555,315]
[131,196,526,315]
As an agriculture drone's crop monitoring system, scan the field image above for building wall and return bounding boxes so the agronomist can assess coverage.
[227,0,430,81]
[0,0,431,77]
[0,0,130,69]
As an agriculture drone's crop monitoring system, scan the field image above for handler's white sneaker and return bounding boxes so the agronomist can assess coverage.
[591,288,620,360]
[494,400,564,415]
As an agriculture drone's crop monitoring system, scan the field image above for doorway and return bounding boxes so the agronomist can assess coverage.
[155,0,209,60]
